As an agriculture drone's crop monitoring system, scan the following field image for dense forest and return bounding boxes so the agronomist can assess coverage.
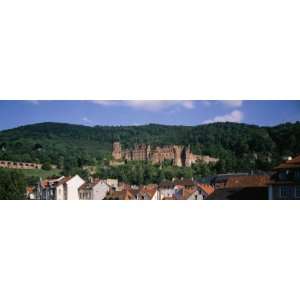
[0,121,299,177]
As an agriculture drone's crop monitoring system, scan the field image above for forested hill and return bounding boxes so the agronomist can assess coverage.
[0,121,299,172]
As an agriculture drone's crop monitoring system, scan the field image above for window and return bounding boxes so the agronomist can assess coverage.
[295,170,300,180]
[279,171,288,181]
[296,186,300,198]
[280,186,289,198]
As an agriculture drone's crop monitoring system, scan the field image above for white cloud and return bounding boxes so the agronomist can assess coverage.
[82,117,93,125]
[90,100,118,106]
[203,110,244,124]
[28,100,40,105]
[181,101,195,109]
[91,100,195,112]
[221,100,243,108]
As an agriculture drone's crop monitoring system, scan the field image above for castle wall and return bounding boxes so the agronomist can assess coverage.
[112,142,218,167]
[0,160,42,170]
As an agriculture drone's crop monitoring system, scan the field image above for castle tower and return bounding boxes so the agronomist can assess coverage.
[173,146,183,167]
[184,145,192,167]
[112,142,122,160]
[146,145,151,160]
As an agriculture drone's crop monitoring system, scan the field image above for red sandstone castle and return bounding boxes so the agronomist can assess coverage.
[112,142,218,167]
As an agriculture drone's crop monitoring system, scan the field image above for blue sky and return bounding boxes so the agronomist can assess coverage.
[0,100,299,130]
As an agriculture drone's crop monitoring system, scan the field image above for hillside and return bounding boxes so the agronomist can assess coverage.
[0,121,299,172]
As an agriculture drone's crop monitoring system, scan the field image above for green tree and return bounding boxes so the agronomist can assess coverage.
[0,169,27,200]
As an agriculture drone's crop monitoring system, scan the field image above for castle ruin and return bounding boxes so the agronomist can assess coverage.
[112,142,218,167]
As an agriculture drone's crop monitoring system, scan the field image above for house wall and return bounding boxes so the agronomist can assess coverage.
[269,185,300,200]
[93,182,110,200]
[152,190,159,200]
[65,175,85,200]
[187,191,203,200]
[56,185,64,200]
[159,188,175,200]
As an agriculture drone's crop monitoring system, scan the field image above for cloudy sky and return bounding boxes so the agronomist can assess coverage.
[0,100,299,130]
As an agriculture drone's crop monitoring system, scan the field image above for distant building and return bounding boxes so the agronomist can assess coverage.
[79,180,110,200]
[268,155,300,200]
[36,175,85,200]
[0,160,42,170]
[111,142,218,167]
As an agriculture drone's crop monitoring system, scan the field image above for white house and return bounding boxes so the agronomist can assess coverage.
[79,180,110,200]
[158,181,176,200]
[36,175,85,200]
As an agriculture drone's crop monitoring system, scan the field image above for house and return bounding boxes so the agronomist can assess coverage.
[158,180,176,200]
[136,186,159,200]
[197,183,215,199]
[79,180,110,200]
[26,186,36,200]
[207,175,269,200]
[36,175,85,200]
[181,188,203,200]
[105,179,118,189]
[173,179,196,190]
[268,155,300,200]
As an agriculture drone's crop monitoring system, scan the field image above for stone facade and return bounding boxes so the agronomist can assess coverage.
[112,142,218,167]
[0,160,42,170]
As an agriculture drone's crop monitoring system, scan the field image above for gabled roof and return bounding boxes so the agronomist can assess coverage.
[79,179,104,190]
[198,183,215,196]
[274,155,300,170]
[138,187,157,199]
[53,176,72,186]
[181,188,198,200]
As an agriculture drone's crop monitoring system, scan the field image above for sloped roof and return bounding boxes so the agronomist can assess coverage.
[198,183,215,195]
[105,189,135,200]
[225,175,269,188]
[181,188,198,200]
[79,179,102,190]
[138,187,157,199]
[159,180,175,189]
[274,155,300,170]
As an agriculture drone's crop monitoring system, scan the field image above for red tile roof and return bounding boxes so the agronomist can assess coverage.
[139,187,157,199]
[198,183,215,196]
[225,175,270,188]
[274,155,300,170]
[105,189,135,200]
